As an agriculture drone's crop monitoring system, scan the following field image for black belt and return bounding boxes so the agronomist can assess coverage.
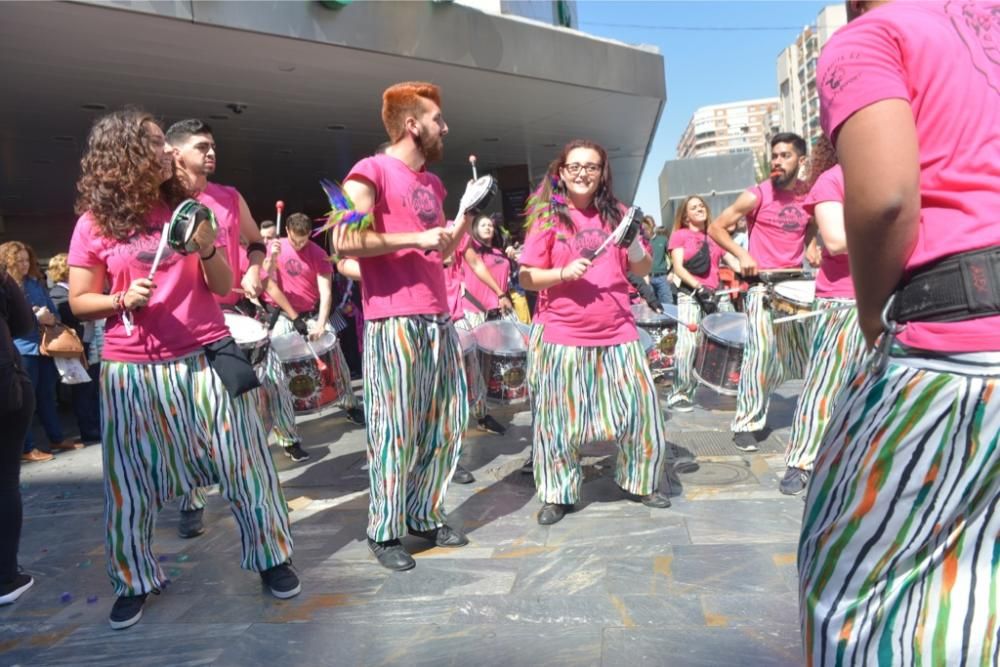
[891,246,1000,323]
[651,272,669,277]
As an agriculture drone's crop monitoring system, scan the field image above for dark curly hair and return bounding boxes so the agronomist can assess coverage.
[806,134,838,190]
[74,108,182,241]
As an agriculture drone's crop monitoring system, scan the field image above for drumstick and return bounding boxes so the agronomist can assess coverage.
[652,309,699,333]
[123,221,172,335]
[772,303,854,324]
[275,200,285,237]
[469,154,478,181]
[304,339,327,371]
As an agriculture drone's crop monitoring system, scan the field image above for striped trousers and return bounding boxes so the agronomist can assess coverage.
[180,346,298,512]
[533,338,668,504]
[798,349,1000,666]
[454,317,487,421]
[102,352,293,596]
[785,299,867,472]
[669,293,703,403]
[272,314,357,410]
[732,285,811,433]
[364,316,468,541]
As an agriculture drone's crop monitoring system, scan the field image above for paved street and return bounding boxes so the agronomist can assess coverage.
[2,380,807,666]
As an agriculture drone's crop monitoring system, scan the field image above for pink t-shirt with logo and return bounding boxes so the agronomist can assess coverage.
[803,166,853,299]
[346,154,450,319]
[818,1,1000,352]
[67,207,229,363]
[519,206,637,347]
[199,182,243,306]
[667,228,725,290]
[745,179,810,270]
[268,238,331,314]
[463,240,511,313]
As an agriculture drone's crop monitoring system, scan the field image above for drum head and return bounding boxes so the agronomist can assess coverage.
[631,303,670,327]
[462,175,498,214]
[456,327,476,355]
[473,320,528,354]
[701,312,748,345]
[774,280,816,306]
[224,312,266,345]
[271,331,337,361]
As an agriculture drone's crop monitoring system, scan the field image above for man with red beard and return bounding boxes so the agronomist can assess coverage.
[708,133,815,453]
[332,82,474,571]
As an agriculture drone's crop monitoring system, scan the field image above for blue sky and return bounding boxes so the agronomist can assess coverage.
[576,0,834,220]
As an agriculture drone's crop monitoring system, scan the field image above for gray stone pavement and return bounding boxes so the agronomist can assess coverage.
[2,380,808,666]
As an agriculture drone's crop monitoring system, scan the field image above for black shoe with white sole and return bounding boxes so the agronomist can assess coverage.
[733,431,761,452]
[345,407,366,427]
[260,562,301,599]
[178,508,205,539]
[452,464,475,484]
[0,573,34,606]
[109,593,148,630]
[779,467,810,496]
[283,442,311,462]
[477,414,506,435]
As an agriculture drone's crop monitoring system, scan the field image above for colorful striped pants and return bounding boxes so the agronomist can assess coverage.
[101,352,293,596]
[798,349,1000,666]
[364,316,468,541]
[731,285,812,433]
[532,338,668,504]
[784,299,867,472]
[454,317,487,421]
[273,314,358,410]
[180,346,298,512]
[669,293,703,403]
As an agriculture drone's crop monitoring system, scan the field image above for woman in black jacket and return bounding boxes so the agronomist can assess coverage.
[0,264,38,605]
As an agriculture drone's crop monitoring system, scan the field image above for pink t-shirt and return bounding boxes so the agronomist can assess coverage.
[519,206,637,347]
[199,182,243,306]
[818,1,1000,352]
[745,179,810,270]
[444,235,468,321]
[268,238,331,314]
[462,240,511,313]
[803,167,853,299]
[67,207,229,363]
[346,154,450,319]
[667,228,725,290]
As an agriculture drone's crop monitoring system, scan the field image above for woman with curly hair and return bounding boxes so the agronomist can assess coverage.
[518,139,670,526]
[0,241,76,462]
[67,108,299,630]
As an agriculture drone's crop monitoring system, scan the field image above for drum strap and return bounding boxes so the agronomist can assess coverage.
[891,245,1000,324]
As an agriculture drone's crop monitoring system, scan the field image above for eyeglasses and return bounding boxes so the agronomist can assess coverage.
[562,162,602,176]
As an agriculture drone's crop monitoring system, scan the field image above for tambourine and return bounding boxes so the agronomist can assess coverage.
[166,199,217,255]
[614,205,643,249]
[459,174,498,217]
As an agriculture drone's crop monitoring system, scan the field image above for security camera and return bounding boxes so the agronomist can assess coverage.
[227,103,248,115]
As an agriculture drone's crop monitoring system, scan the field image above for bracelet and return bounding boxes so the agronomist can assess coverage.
[559,267,565,282]
[112,291,126,313]
[200,246,217,261]
[246,242,266,258]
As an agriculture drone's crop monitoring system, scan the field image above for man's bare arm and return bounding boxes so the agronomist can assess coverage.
[708,190,760,275]
[331,178,447,257]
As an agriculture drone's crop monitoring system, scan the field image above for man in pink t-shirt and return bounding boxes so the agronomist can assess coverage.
[332,81,475,571]
[799,2,1000,664]
[708,133,815,452]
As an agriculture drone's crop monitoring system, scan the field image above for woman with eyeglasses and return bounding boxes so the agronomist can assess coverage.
[518,139,671,526]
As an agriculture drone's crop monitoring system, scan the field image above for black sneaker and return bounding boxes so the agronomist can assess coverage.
[283,442,311,462]
[452,464,475,484]
[0,573,34,606]
[668,396,695,413]
[779,467,810,496]
[477,415,506,435]
[368,538,416,571]
[733,432,760,452]
[109,593,147,630]
[520,456,533,474]
[409,524,469,547]
[345,407,366,427]
[178,508,205,539]
[260,562,301,599]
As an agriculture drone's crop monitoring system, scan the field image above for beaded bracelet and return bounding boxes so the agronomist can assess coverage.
[112,291,126,313]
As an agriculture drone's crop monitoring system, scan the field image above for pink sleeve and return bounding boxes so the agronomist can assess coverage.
[346,157,384,207]
[67,214,102,267]
[518,226,555,269]
[309,243,332,276]
[667,229,688,251]
[818,17,909,141]
[803,167,845,216]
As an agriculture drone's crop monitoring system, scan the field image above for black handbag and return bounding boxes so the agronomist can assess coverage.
[684,233,712,275]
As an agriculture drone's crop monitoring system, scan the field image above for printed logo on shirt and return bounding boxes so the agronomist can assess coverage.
[284,257,305,277]
[777,205,807,232]
[574,228,609,259]
[406,183,442,228]
[112,233,181,270]
[948,1,1000,94]
[821,53,863,102]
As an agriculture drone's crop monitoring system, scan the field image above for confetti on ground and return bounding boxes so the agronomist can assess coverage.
[87,595,99,604]
[78,560,91,568]
[176,554,190,563]
[169,568,182,578]
[60,592,72,603]
[158,555,169,562]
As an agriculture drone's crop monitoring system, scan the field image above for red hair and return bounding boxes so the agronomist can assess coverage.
[381,81,442,143]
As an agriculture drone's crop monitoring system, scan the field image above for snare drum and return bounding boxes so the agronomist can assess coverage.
[770,280,815,317]
[224,312,269,367]
[632,304,679,356]
[693,312,747,395]
[473,320,529,404]
[270,331,342,415]
[456,327,482,409]
[638,327,674,386]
